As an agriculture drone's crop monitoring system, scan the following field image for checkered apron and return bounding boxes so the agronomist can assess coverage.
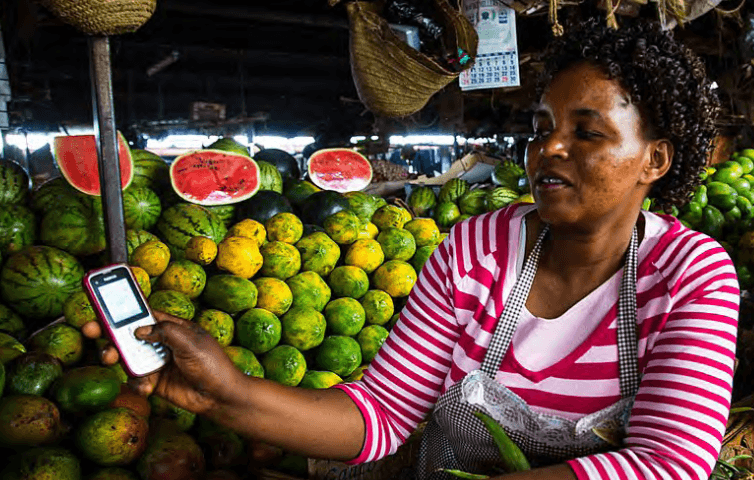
[416,225,640,480]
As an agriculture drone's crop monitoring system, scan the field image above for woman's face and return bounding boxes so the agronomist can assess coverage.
[525,62,661,230]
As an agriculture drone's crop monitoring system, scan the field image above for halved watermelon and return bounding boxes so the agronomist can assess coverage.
[53,132,133,196]
[170,149,260,206]
[307,148,373,193]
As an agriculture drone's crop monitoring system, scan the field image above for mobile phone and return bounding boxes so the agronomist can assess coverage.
[84,263,167,377]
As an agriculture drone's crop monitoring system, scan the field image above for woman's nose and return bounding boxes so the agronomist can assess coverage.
[539,130,568,161]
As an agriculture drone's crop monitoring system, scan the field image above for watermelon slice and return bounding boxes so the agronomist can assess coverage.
[170,149,261,206]
[307,148,373,193]
[53,132,134,196]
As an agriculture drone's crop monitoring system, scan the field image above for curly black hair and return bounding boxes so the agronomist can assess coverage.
[537,17,719,209]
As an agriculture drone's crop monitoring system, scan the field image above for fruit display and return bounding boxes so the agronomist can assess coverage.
[307,148,373,193]
[0,138,447,479]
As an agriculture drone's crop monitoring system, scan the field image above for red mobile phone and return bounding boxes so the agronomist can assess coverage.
[84,263,167,377]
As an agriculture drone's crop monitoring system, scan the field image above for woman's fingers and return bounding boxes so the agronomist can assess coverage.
[100,345,120,366]
[134,319,206,354]
[128,372,160,396]
[81,320,102,339]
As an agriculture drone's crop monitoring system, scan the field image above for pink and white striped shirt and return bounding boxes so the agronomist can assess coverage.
[335,204,739,479]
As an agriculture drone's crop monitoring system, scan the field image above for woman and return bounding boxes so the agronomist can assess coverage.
[93,17,738,479]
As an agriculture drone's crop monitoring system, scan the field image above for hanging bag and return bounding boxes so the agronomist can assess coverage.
[341,0,478,117]
[40,0,156,36]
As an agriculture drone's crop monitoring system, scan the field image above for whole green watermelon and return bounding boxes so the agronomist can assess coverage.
[235,191,293,225]
[0,246,84,320]
[438,179,469,204]
[207,138,250,157]
[0,205,36,256]
[458,189,488,216]
[491,160,526,193]
[30,178,78,214]
[40,196,106,257]
[284,180,321,207]
[486,187,519,212]
[434,202,462,229]
[130,149,169,192]
[407,186,437,217]
[156,203,227,259]
[0,162,29,206]
[343,191,386,225]
[123,187,162,231]
[257,161,284,194]
[205,205,236,228]
[299,191,351,226]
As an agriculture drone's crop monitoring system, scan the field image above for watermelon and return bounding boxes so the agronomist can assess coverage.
[0,161,29,205]
[156,203,227,258]
[307,149,373,193]
[458,189,488,216]
[40,195,107,257]
[207,137,251,157]
[235,191,293,225]
[343,191,386,225]
[255,148,301,182]
[491,160,526,193]
[123,187,162,230]
[30,178,78,214]
[407,186,437,217]
[170,149,261,206]
[257,161,284,194]
[438,179,469,204]
[434,202,462,228]
[299,191,351,226]
[0,205,36,255]
[284,180,321,207]
[0,245,84,321]
[130,149,169,191]
[53,132,134,196]
[486,187,519,211]
[206,205,237,228]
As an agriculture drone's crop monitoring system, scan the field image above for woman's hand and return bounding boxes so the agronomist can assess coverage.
[84,311,242,416]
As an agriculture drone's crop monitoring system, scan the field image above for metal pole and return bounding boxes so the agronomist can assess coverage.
[89,36,128,264]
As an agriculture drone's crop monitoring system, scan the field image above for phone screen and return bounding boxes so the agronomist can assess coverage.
[93,271,149,327]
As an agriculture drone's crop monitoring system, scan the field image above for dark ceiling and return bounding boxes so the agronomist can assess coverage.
[2,0,752,144]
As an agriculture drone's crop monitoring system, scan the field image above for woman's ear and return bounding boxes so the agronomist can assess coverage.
[639,139,674,185]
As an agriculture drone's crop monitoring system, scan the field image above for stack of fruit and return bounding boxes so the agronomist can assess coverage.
[0,137,451,479]
[407,159,532,230]
[645,148,754,290]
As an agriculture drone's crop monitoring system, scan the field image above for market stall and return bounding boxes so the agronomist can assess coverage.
[1,0,754,479]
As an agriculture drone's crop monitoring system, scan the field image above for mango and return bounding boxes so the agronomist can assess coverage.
[0,394,62,446]
[0,446,80,480]
[6,352,63,396]
[53,365,121,413]
[75,407,149,466]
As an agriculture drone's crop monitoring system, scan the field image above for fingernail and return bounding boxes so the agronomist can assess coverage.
[134,325,153,338]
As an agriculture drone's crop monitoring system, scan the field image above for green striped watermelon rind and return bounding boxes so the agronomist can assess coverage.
[123,186,162,231]
[130,149,170,191]
[53,131,134,196]
[438,179,470,204]
[169,149,261,206]
[156,203,228,259]
[0,245,84,321]
[0,161,30,205]
[257,161,284,194]
[0,205,37,255]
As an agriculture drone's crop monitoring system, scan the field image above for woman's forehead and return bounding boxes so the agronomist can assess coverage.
[538,64,633,114]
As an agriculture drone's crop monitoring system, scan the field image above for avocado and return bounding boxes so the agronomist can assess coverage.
[0,394,62,447]
[0,446,80,480]
[6,352,63,396]
[52,366,121,413]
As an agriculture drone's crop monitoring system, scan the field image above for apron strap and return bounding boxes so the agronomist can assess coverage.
[480,222,642,399]
[480,225,549,376]
[617,227,640,397]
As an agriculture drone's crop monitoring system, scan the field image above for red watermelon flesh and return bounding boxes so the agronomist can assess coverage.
[170,149,261,206]
[54,132,134,196]
[307,148,373,193]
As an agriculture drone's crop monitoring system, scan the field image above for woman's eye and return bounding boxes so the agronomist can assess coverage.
[532,129,550,139]
[576,128,602,139]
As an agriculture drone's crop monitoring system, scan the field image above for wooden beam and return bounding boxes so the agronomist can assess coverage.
[162,2,349,30]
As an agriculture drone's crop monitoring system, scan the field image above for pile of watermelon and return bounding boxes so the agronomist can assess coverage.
[407,159,532,230]
[0,137,461,479]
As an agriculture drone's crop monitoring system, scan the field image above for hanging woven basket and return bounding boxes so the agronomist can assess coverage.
[41,0,156,36]
[345,1,478,118]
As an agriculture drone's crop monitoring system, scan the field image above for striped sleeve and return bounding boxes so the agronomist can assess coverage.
[568,233,739,480]
[334,231,464,464]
